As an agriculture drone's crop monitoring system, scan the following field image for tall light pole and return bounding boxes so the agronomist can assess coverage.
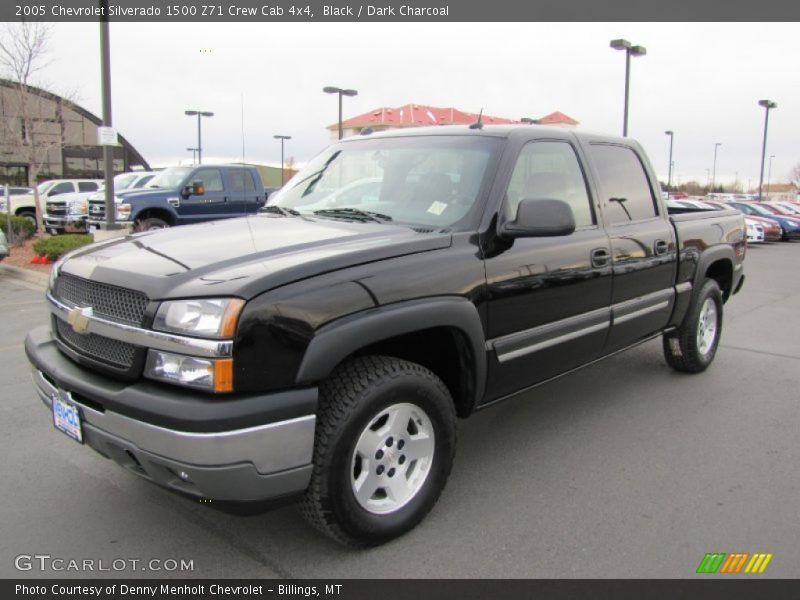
[665,130,674,188]
[610,39,646,137]
[757,99,777,200]
[273,135,291,185]
[711,142,722,190]
[186,147,198,164]
[323,86,358,140]
[99,0,117,229]
[184,110,214,164]
[766,154,775,197]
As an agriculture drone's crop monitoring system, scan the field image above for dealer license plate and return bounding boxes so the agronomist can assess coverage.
[53,395,83,443]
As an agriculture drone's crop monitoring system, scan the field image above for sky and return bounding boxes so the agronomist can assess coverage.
[26,22,800,188]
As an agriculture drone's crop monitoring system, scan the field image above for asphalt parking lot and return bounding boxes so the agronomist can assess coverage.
[1,241,798,579]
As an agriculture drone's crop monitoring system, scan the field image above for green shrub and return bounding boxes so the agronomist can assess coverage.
[0,213,36,243]
[33,234,93,261]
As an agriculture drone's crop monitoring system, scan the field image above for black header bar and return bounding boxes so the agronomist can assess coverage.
[3,0,799,22]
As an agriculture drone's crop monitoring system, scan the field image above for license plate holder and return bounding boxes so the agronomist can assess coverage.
[53,395,83,443]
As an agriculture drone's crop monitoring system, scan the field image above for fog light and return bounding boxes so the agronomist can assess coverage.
[144,350,233,392]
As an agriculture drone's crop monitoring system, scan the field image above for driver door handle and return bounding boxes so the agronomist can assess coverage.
[591,248,610,268]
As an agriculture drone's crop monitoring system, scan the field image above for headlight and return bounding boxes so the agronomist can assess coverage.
[49,256,67,291]
[154,298,245,338]
[144,350,233,392]
[116,203,131,220]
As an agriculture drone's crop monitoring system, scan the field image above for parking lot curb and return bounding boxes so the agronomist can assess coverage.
[0,264,48,290]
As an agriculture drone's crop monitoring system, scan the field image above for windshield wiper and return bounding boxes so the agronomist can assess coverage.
[261,205,300,217]
[313,208,393,223]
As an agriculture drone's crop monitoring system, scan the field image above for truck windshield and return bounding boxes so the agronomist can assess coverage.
[147,167,193,189]
[270,135,500,228]
[115,173,138,190]
[36,181,55,195]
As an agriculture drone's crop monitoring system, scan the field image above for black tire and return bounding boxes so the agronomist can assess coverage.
[663,279,723,373]
[135,217,169,231]
[300,355,456,547]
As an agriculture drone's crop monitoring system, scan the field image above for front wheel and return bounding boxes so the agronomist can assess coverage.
[300,356,456,547]
[663,279,723,373]
[134,217,169,232]
[18,210,37,230]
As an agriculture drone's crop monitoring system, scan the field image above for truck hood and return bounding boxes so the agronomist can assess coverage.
[59,214,451,300]
[109,187,173,201]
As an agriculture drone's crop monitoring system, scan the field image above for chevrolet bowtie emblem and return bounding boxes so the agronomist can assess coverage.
[67,307,93,334]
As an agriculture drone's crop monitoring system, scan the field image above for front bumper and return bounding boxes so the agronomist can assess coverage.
[43,216,87,233]
[26,326,316,502]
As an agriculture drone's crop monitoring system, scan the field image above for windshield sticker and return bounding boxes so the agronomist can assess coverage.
[427,201,448,216]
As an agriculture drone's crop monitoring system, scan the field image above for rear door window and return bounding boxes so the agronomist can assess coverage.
[589,144,659,225]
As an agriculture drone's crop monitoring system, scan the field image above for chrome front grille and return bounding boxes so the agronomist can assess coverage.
[88,200,106,220]
[47,202,68,216]
[54,274,148,326]
[56,318,138,368]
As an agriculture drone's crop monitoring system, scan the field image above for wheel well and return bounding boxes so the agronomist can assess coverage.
[15,207,35,216]
[705,259,733,301]
[350,327,477,418]
[135,208,175,225]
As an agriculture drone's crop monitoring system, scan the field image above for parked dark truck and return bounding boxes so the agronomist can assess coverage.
[87,164,268,231]
[26,126,745,546]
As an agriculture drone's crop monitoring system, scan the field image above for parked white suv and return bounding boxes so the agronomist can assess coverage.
[0,179,101,227]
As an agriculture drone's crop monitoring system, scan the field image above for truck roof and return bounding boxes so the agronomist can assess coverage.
[340,123,630,145]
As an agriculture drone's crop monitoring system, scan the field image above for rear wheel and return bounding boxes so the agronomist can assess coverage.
[663,279,723,373]
[300,355,456,547]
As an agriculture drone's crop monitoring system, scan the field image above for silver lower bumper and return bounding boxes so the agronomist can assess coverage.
[33,368,315,501]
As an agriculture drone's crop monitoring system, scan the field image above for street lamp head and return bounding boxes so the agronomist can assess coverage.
[610,39,631,50]
[323,86,340,94]
[200,111,214,117]
[630,45,647,57]
[342,89,358,97]
[185,110,198,116]
[273,135,292,140]
[665,130,673,136]
[758,99,777,109]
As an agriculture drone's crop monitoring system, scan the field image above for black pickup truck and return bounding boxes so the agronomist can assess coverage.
[26,125,745,546]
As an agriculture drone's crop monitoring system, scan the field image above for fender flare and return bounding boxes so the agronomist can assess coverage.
[296,296,487,409]
[693,244,735,295]
[131,201,179,225]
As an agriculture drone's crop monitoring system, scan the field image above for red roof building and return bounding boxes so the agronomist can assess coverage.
[327,104,578,139]
[536,111,580,127]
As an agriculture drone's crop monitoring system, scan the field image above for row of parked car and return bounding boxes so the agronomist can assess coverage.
[1,164,275,234]
[665,195,800,243]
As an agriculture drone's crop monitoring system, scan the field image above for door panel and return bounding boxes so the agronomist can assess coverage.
[587,144,678,352]
[179,168,228,223]
[484,140,612,401]
[226,168,260,215]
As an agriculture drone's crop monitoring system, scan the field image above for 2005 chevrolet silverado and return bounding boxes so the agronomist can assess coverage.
[25,125,745,546]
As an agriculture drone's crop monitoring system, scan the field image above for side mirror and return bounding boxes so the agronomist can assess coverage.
[183,182,205,196]
[500,198,576,238]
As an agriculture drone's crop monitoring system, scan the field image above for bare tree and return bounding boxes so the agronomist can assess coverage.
[0,21,61,233]
[790,162,800,189]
